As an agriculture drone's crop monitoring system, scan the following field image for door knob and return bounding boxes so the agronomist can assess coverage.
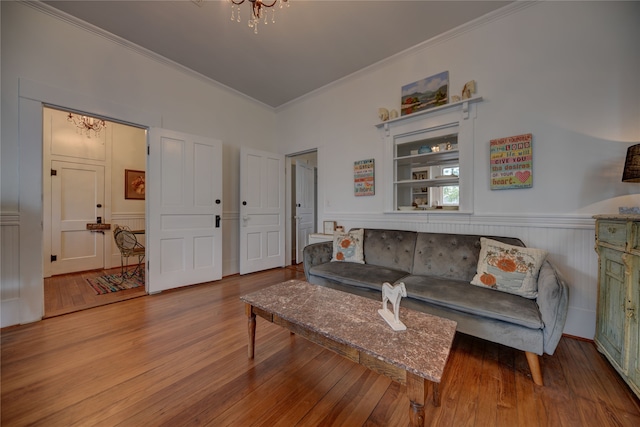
[242,201,247,206]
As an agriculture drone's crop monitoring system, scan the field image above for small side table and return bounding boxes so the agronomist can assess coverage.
[308,233,333,245]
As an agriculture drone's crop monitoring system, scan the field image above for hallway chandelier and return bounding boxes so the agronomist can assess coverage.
[67,113,106,138]
[230,0,289,34]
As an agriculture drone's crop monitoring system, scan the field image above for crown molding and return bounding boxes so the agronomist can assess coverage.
[277,1,539,112]
[21,0,539,113]
[20,1,275,111]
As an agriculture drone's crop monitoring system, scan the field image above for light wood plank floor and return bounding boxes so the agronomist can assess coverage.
[44,267,147,318]
[3,267,639,426]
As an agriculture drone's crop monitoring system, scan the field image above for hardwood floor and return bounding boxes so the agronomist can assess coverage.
[3,267,639,426]
[44,267,147,318]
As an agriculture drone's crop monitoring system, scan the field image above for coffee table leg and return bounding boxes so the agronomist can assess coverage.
[432,382,440,406]
[246,303,256,359]
[407,372,427,427]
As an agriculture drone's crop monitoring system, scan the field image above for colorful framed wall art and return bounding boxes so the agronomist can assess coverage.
[490,133,533,190]
[354,159,375,196]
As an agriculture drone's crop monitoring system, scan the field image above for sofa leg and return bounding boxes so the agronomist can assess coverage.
[525,351,543,386]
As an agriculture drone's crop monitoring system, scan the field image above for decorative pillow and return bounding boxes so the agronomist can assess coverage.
[470,237,547,298]
[331,228,365,264]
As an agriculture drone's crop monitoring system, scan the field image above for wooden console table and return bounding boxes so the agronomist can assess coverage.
[241,280,457,426]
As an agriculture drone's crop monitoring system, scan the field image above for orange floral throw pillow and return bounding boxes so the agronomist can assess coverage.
[470,237,547,298]
[331,229,365,264]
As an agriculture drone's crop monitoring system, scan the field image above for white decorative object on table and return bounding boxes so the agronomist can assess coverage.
[378,282,407,331]
[378,108,389,121]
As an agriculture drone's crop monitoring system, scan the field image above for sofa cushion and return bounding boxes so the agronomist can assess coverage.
[400,274,543,330]
[363,229,417,273]
[331,228,365,264]
[309,262,409,292]
[412,233,525,281]
[470,237,548,299]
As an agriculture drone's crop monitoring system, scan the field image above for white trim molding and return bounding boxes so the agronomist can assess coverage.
[22,0,274,111]
[1,214,21,327]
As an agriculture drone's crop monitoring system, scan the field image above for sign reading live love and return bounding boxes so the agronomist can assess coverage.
[490,133,533,190]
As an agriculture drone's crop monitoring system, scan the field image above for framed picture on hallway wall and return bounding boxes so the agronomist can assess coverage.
[125,169,145,200]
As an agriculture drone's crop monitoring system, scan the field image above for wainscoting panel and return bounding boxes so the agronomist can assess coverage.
[1,213,21,327]
[325,213,597,339]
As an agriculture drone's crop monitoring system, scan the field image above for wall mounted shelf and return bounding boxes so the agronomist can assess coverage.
[375,96,483,136]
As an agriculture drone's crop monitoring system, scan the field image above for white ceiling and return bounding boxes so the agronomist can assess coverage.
[42,0,511,108]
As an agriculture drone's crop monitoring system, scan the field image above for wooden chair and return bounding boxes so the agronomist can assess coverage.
[113,225,145,282]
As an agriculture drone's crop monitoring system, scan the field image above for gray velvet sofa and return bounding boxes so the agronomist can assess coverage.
[303,229,569,385]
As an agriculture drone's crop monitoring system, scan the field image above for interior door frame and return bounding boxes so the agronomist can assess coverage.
[284,149,318,267]
[14,78,160,325]
[42,106,114,278]
[239,147,286,275]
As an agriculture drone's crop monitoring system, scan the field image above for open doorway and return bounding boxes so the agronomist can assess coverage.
[42,106,147,316]
[286,150,318,266]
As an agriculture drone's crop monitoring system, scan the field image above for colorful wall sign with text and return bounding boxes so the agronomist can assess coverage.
[354,159,375,196]
[490,133,533,190]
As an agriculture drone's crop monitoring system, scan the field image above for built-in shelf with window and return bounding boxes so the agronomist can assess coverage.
[395,129,460,211]
[378,96,482,213]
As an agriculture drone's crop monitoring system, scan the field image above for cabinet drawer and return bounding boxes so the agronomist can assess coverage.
[597,221,627,248]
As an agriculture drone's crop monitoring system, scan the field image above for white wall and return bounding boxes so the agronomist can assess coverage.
[111,123,146,214]
[110,121,147,262]
[276,1,640,339]
[1,1,277,326]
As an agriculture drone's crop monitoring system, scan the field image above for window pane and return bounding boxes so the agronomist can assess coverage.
[443,186,459,205]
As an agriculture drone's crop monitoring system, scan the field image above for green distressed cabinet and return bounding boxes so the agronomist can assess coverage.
[594,215,640,399]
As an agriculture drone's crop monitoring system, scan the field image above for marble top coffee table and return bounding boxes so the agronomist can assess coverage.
[240,280,457,427]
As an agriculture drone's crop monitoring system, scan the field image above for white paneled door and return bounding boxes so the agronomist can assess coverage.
[295,160,315,263]
[148,129,223,293]
[239,147,285,275]
[50,161,105,275]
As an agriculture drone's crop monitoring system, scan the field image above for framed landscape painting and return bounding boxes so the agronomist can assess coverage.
[401,71,449,116]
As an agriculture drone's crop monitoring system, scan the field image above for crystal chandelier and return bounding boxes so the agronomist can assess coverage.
[67,113,106,138]
[230,0,289,34]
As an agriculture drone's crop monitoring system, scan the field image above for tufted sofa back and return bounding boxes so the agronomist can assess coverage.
[360,229,526,280]
[412,232,524,281]
[362,229,417,273]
